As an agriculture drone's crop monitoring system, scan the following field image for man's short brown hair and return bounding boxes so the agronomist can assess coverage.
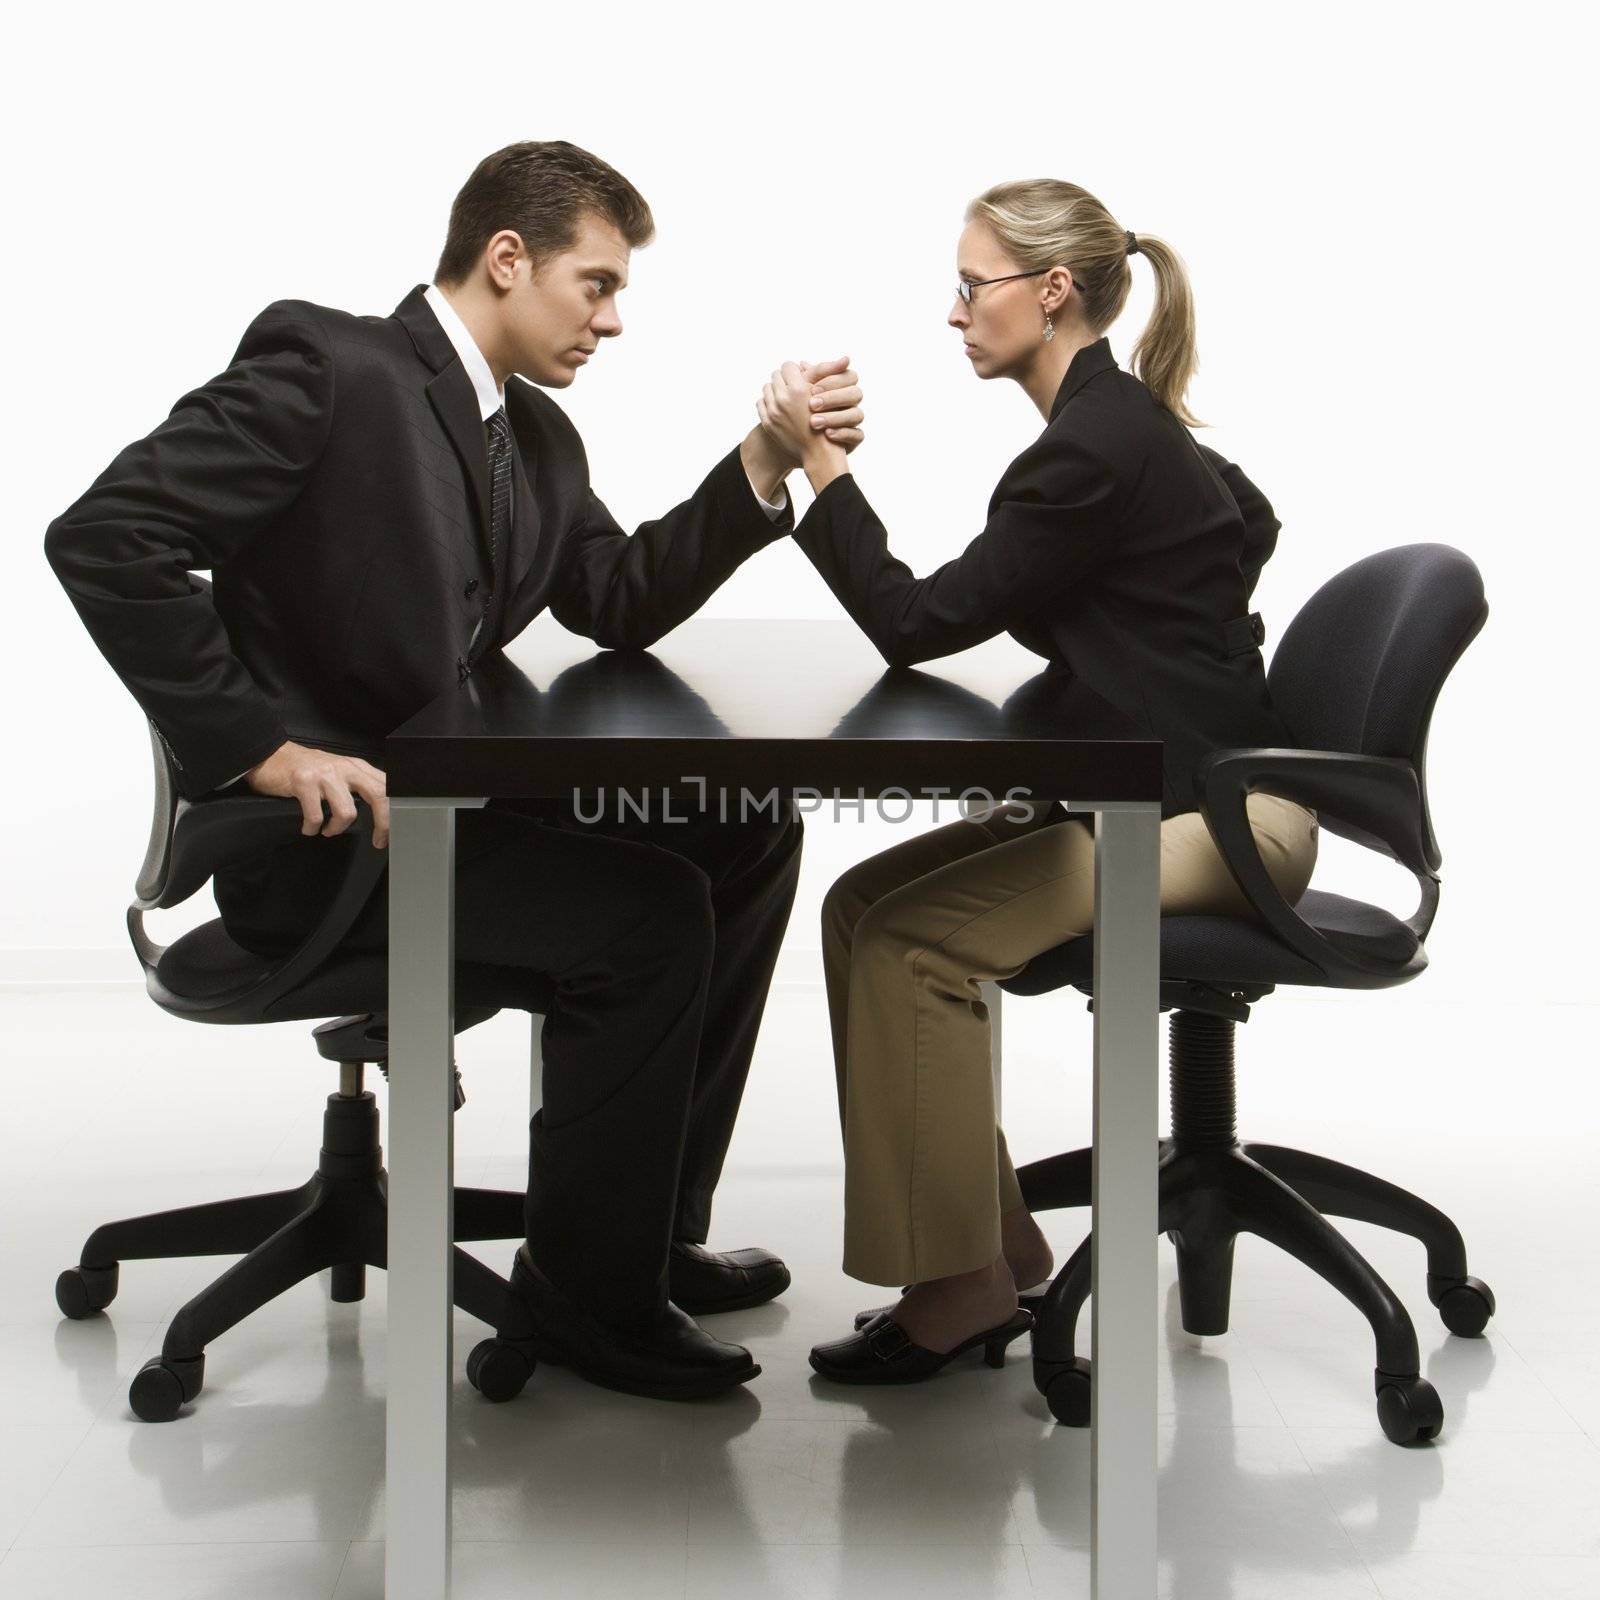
[434,140,654,286]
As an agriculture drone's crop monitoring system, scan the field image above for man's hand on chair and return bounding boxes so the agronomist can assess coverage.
[245,740,390,849]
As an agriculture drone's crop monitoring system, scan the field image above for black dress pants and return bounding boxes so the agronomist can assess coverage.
[217,796,802,1321]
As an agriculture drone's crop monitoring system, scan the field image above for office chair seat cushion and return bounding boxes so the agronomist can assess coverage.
[155,920,276,1001]
[154,918,556,1020]
[997,890,1418,996]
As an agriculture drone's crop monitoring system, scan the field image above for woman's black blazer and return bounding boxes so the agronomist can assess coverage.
[790,336,1297,818]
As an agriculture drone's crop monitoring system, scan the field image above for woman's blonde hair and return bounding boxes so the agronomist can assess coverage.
[965,179,1201,427]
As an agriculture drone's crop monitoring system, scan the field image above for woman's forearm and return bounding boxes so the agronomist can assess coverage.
[802,442,850,497]
[791,474,939,667]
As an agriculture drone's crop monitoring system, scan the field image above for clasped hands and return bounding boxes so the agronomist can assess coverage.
[744,355,863,500]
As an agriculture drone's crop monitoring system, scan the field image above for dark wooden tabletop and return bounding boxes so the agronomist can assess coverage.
[385,617,1162,804]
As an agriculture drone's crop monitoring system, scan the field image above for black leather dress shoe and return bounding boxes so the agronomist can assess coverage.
[810,1308,1034,1385]
[509,1246,759,1401]
[668,1241,791,1315]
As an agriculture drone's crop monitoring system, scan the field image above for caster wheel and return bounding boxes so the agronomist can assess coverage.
[1433,1276,1495,1338]
[56,1262,119,1320]
[129,1353,204,1423]
[1035,1356,1092,1426]
[466,1338,536,1403]
[1375,1374,1444,1445]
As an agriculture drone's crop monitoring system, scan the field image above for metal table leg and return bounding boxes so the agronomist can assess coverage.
[385,796,482,1600]
[1088,802,1162,1599]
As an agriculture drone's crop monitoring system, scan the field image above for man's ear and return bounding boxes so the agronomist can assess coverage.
[484,229,526,292]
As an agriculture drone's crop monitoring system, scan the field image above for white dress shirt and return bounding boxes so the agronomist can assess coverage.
[423,282,504,421]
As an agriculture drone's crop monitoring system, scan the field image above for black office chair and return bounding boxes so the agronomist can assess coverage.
[1006,543,1492,1446]
[54,718,549,1421]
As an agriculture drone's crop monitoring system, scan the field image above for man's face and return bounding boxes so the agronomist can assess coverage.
[508,210,630,387]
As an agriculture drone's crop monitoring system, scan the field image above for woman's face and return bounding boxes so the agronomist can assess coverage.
[948,219,1057,382]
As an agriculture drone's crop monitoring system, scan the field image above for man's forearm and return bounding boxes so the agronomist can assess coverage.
[549,445,794,650]
[740,426,793,504]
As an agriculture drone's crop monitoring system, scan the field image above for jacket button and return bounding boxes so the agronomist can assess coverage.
[464,578,479,597]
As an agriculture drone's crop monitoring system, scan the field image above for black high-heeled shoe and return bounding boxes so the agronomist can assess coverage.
[809,1307,1034,1384]
[852,1291,1045,1331]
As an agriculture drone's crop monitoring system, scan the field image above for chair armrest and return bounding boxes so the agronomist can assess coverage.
[1200,747,1437,874]
[1195,747,1436,979]
[141,792,334,909]
[243,799,390,1015]
[129,794,390,1018]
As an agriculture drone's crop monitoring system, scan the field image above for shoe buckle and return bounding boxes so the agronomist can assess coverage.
[865,1318,912,1361]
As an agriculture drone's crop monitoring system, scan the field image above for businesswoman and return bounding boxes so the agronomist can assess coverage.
[755,179,1319,1383]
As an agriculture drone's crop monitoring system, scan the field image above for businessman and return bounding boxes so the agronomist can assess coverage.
[43,140,865,1400]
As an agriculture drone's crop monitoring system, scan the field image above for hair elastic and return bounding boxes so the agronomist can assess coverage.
[1125,230,1139,256]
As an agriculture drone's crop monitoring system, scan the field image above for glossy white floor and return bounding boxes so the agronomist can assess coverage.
[1,979,1595,1600]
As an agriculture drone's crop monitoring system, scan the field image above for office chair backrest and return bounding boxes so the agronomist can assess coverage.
[134,714,181,906]
[1267,543,1487,868]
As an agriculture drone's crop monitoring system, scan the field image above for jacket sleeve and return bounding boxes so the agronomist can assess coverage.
[1194,443,1281,600]
[548,441,795,650]
[43,302,334,797]
[790,432,1120,667]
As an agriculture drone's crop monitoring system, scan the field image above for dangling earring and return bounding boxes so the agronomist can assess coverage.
[1042,310,1055,343]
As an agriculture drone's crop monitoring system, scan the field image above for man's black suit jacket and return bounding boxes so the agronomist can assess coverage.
[44,284,794,800]
[791,336,1298,818]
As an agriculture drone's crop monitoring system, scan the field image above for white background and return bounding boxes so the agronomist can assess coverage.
[4,0,1594,1003]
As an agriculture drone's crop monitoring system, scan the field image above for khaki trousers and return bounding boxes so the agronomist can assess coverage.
[820,794,1320,1285]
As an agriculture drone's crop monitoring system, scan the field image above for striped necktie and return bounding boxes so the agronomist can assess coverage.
[485,406,513,583]
[466,406,514,667]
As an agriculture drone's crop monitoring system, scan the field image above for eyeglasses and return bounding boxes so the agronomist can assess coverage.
[955,267,1054,305]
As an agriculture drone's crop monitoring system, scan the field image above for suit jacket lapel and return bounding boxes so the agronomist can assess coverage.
[392,284,493,566]
[429,368,492,563]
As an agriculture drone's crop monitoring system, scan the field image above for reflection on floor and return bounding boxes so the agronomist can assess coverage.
[1,982,1595,1599]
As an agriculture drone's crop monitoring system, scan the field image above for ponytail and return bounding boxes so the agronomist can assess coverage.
[1126,232,1201,427]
